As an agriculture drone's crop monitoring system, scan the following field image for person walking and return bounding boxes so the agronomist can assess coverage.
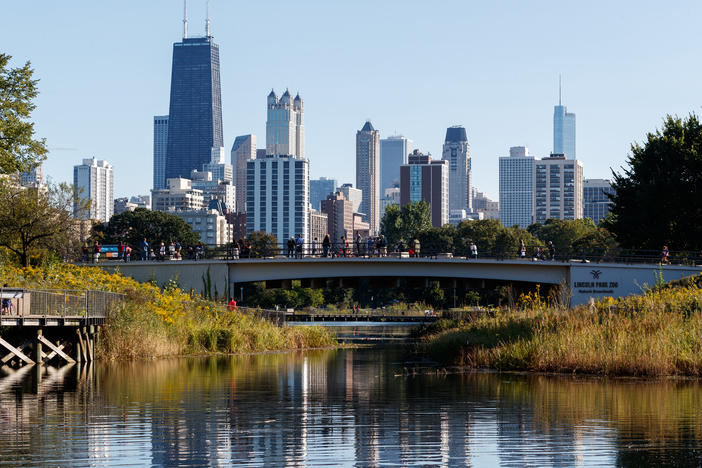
[140,238,149,261]
[519,239,526,259]
[322,234,331,258]
[661,245,670,264]
[93,241,101,264]
[340,236,348,257]
[287,237,295,258]
[470,241,478,259]
[81,244,89,263]
[159,242,166,261]
[412,237,421,258]
[117,241,124,261]
[379,235,387,257]
[311,237,318,257]
[124,245,131,262]
[295,234,304,258]
[547,241,556,261]
[356,233,362,258]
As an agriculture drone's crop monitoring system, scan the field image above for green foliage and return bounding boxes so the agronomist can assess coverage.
[528,218,613,259]
[247,231,278,258]
[0,176,83,266]
[0,54,48,174]
[93,208,200,249]
[380,201,432,247]
[605,113,702,250]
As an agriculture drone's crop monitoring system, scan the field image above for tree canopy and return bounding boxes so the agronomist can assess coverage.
[380,201,432,247]
[0,54,47,174]
[0,177,81,266]
[604,114,702,250]
[92,208,200,251]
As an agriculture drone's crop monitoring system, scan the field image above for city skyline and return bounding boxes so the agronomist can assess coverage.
[2,1,701,200]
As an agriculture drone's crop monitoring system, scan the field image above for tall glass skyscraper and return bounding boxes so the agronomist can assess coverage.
[553,81,575,159]
[380,135,413,197]
[153,115,169,190]
[442,126,472,212]
[165,31,223,180]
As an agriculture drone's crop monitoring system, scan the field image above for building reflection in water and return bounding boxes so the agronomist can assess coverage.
[2,349,702,466]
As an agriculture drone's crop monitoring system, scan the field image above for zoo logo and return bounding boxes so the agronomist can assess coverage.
[590,270,602,279]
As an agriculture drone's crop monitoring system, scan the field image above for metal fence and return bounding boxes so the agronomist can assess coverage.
[236,306,287,327]
[0,288,125,318]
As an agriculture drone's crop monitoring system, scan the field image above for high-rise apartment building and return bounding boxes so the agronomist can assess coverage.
[153,115,169,189]
[164,15,223,180]
[356,121,380,234]
[534,154,584,223]
[442,126,472,212]
[190,169,235,213]
[246,156,309,243]
[309,210,328,244]
[310,177,338,211]
[400,150,449,228]
[583,178,614,226]
[73,157,114,222]
[380,135,413,196]
[266,90,304,158]
[231,134,256,213]
[151,178,205,212]
[339,183,362,213]
[202,147,232,184]
[553,81,576,159]
[321,192,354,244]
[499,146,535,229]
[20,164,43,188]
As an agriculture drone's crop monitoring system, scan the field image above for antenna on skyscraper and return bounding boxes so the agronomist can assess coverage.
[183,0,188,39]
[558,74,562,106]
[206,0,211,37]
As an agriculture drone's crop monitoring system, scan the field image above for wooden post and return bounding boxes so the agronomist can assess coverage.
[35,329,43,366]
[0,336,35,366]
[77,328,87,362]
[75,335,82,363]
[89,325,95,361]
[83,327,93,362]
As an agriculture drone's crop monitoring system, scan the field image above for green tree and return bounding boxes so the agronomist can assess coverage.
[93,208,199,252]
[604,114,702,250]
[246,231,278,258]
[0,177,82,266]
[417,225,455,255]
[0,54,48,174]
[454,219,504,256]
[528,218,599,260]
[380,201,432,248]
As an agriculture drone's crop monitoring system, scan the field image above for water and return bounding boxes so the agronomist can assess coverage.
[1,348,702,466]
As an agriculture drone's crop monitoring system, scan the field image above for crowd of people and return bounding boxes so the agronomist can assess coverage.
[80,239,207,263]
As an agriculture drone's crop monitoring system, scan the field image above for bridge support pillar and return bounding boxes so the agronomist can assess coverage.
[35,329,43,366]
[281,279,291,290]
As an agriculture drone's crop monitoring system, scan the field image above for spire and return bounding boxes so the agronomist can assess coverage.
[205,0,211,37]
[183,0,188,39]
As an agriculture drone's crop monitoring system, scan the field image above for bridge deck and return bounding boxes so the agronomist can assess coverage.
[0,316,106,327]
[286,313,439,323]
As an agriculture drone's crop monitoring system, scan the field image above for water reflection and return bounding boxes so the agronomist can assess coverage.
[1,349,702,466]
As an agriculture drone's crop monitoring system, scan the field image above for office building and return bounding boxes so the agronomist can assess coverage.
[472,189,499,220]
[321,192,354,244]
[164,12,223,180]
[130,195,151,210]
[553,80,576,159]
[266,89,304,158]
[310,177,338,211]
[246,156,309,243]
[309,209,328,244]
[73,157,114,222]
[356,121,380,234]
[114,197,137,216]
[20,164,43,188]
[499,146,535,228]
[583,178,614,225]
[380,135,412,196]
[534,154,584,223]
[190,169,235,213]
[202,147,233,183]
[153,115,169,189]
[176,209,233,246]
[400,150,449,228]
[442,126,472,212]
[256,149,266,159]
[231,134,256,213]
[151,178,205,212]
[380,187,400,220]
[338,183,362,213]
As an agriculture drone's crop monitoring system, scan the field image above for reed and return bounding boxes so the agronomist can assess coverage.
[420,274,702,376]
[0,262,336,360]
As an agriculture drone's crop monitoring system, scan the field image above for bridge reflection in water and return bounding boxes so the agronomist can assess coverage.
[1,349,702,466]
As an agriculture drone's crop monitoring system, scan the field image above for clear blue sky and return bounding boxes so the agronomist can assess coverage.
[2,1,701,199]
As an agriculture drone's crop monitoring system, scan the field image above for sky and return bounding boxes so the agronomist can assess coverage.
[2,0,701,200]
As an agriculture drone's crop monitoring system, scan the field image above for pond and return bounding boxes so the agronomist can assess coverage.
[1,348,701,466]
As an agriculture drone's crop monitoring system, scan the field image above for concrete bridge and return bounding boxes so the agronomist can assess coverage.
[100,257,702,306]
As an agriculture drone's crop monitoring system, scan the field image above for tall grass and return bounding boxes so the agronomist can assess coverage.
[421,274,702,376]
[0,262,336,360]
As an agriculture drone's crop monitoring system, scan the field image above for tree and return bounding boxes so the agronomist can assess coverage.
[247,231,278,258]
[604,114,702,250]
[0,177,82,266]
[380,201,432,248]
[417,225,455,255]
[0,54,48,174]
[455,219,504,256]
[93,208,199,251]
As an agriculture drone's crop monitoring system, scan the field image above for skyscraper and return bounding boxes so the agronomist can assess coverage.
[356,121,380,234]
[442,126,472,212]
[499,146,534,228]
[380,135,413,196]
[310,177,338,211]
[153,115,169,190]
[583,178,614,225]
[73,157,114,222]
[400,150,449,228]
[164,8,223,180]
[553,78,576,159]
[231,134,256,213]
[266,90,304,158]
[534,154,584,223]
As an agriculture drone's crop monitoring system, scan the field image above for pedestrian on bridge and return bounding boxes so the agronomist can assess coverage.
[548,241,556,261]
[140,238,149,261]
[412,238,421,258]
[322,234,331,258]
[470,242,478,259]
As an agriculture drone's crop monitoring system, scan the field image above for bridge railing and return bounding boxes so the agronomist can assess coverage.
[0,288,125,319]
[236,306,287,327]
